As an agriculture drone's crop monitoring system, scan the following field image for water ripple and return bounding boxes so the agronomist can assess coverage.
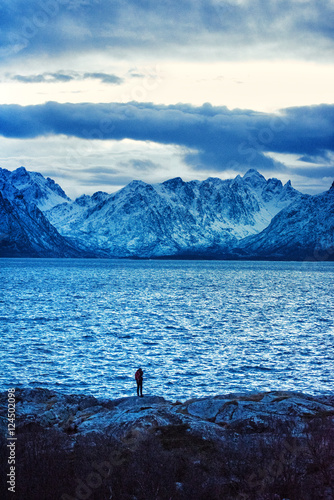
[0,258,333,401]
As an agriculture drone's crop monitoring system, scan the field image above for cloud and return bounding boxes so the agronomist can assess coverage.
[0,0,333,62]
[0,101,333,173]
[11,74,46,83]
[126,159,159,171]
[83,73,123,84]
[120,158,159,173]
[70,166,120,175]
[287,166,334,179]
[0,134,196,197]
[299,152,333,165]
[11,72,74,83]
[76,174,136,187]
[7,71,123,85]
[268,105,334,156]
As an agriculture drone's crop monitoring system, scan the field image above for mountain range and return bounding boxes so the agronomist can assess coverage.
[0,166,333,260]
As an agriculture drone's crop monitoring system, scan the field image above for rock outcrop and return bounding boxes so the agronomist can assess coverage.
[3,388,333,439]
[1,388,333,499]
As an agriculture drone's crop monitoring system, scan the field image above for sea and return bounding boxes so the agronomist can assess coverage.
[0,259,333,401]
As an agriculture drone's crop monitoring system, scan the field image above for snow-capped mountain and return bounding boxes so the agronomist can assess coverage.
[0,166,70,210]
[1,166,332,260]
[46,190,109,237]
[234,183,334,261]
[46,169,301,257]
[0,191,82,257]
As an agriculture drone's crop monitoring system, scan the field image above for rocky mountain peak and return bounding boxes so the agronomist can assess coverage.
[0,166,70,210]
[12,165,28,175]
[3,167,332,260]
[75,194,91,206]
[127,179,148,189]
[45,176,68,199]
[0,167,10,180]
[44,169,305,258]
[162,177,185,190]
[91,191,109,201]
[242,168,267,187]
[243,168,266,179]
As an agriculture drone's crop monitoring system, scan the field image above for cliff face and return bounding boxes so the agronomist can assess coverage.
[1,388,333,499]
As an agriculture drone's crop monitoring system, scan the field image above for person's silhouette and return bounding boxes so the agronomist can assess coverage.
[135,368,143,397]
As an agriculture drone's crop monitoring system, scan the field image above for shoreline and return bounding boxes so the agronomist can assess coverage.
[1,387,333,499]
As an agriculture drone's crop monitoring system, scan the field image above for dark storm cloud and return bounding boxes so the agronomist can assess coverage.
[268,105,334,156]
[0,101,333,174]
[8,72,123,85]
[0,0,333,61]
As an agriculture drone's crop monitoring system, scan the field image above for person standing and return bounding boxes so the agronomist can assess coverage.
[135,368,143,397]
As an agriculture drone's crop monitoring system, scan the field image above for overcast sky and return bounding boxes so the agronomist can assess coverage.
[0,0,333,198]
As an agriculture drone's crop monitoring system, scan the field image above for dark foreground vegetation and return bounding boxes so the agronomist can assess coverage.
[1,389,333,500]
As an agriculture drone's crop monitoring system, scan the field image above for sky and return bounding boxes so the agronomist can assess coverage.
[0,0,333,198]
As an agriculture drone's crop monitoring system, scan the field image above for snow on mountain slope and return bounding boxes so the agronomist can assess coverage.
[46,191,109,234]
[0,191,83,257]
[0,166,70,210]
[46,169,301,258]
[242,169,299,215]
[3,166,332,260]
[235,183,334,261]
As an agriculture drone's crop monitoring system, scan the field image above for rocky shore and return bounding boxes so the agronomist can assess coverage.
[1,388,334,500]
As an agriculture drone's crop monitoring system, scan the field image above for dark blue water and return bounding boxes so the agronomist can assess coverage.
[0,259,333,400]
